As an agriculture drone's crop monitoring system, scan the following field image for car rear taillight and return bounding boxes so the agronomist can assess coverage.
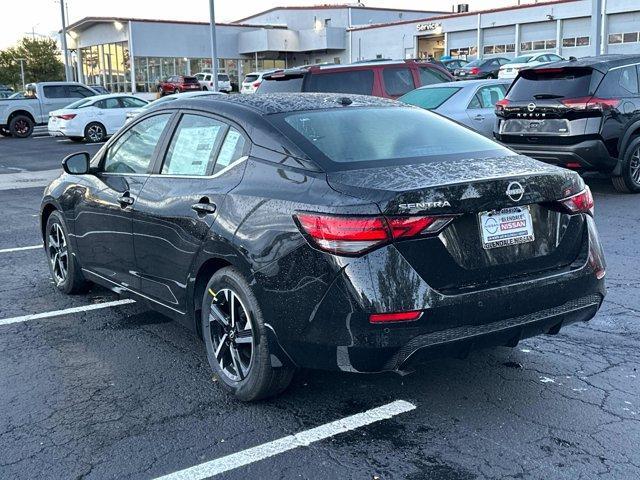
[369,310,422,324]
[294,213,455,256]
[495,98,511,112]
[550,186,594,215]
[252,81,261,88]
[56,114,76,120]
[561,96,620,111]
[470,67,480,75]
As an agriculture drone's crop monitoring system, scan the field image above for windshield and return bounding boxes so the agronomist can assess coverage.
[509,55,534,64]
[399,87,461,109]
[218,74,229,81]
[279,106,509,169]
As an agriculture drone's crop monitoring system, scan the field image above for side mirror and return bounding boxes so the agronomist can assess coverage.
[62,152,90,175]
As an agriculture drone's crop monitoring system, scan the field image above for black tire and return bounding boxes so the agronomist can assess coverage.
[202,86,208,91]
[612,136,640,193]
[45,210,90,294]
[201,267,294,401]
[8,114,34,138]
[68,136,84,142]
[84,122,106,143]
[0,127,10,137]
[174,88,180,95]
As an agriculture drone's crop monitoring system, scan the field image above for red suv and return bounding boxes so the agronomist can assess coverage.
[157,75,201,96]
[257,60,453,98]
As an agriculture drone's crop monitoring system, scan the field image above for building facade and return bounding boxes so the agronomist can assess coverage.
[64,0,640,93]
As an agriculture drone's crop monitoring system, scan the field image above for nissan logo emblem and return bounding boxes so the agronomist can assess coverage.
[506,181,525,202]
[527,102,536,112]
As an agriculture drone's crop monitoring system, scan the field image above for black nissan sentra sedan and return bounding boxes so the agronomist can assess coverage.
[40,93,606,401]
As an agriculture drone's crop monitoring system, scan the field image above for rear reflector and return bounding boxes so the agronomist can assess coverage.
[295,213,455,256]
[565,162,582,169]
[369,310,422,324]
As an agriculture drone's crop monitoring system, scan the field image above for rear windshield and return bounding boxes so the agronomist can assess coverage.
[218,74,229,81]
[306,70,374,95]
[507,68,601,101]
[244,75,259,83]
[183,76,199,84]
[258,75,304,93]
[509,55,534,64]
[66,98,93,109]
[399,87,461,109]
[278,106,509,170]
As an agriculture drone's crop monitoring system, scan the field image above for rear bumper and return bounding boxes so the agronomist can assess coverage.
[498,138,618,172]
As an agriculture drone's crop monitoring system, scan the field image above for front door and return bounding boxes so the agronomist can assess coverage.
[466,83,507,136]
[73,112,173,289]
[133,112,248,310]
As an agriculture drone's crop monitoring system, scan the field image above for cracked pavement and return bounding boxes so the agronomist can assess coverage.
[0,136,638,479]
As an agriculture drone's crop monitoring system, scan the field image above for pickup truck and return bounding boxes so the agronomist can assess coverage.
[0,82,97,138]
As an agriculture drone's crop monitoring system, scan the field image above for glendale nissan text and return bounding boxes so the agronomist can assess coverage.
[41,93,606,401]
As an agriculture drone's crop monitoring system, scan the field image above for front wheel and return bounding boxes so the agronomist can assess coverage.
[45,210,90,294]
[612,137,640,193]
[201,267,294,401]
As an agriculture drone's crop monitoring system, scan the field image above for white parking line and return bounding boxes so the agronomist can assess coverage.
[0,245,41,254]
[153,399,416,480]
[0,299,136,327]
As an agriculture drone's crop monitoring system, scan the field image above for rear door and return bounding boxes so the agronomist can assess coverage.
[132,111,248,310]
[381,67,417,98]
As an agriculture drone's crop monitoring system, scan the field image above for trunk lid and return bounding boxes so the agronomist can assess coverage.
[326,155,588,293]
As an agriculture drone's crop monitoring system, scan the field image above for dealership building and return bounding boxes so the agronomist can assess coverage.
[64,0,640,93]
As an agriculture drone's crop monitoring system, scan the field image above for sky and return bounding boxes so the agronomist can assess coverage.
[0,0,544,49]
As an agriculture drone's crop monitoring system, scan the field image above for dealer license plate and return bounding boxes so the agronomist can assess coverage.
[479,206,535,250]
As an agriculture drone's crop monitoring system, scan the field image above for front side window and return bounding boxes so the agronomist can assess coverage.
[103,114,171,174]
[280,107,509,169]
[306,70,374,95]
[418,67,449,86]
[161,114,225,176]
[121,97,148,108]
[469,85,507,109]
[382,68,416,96]
[68,85,94,98]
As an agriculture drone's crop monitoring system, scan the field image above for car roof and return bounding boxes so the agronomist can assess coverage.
[264,59,446,77]
[417,79,509,89]
[535,54,640,72]
[166,92,400,116]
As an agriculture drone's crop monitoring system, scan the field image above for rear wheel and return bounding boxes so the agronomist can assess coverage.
[84,122,106,143]
[174,88,180,94]
[45,211,90,294]
[201,267,294,401]
[9,114,34,138]
[612,137,640,193]
[0,127,10,137]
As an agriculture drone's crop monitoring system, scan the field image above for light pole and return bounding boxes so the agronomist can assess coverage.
[59,0,71,81]
[16,58,26,90]
[208,0,219,92]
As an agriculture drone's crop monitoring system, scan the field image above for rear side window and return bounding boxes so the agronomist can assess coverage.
[418,67,450,86]
[399,87,460,109]
[95,98,120,109]
[162,114,225,176]
[507,68,601,101]
[383,68,416,96]
[596,66,639,97]
[184,77,199,84]
[43,86,67,98]
[306,70,374,95]
[215,128,246,173]
[258,75,304,93]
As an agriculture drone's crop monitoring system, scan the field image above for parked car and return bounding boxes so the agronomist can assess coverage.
[47,94,148,142]
[88,84,110,94]
[399,79,510,137]
[0,84,13,99]
[42,92,605,401]
[454,58,510,79]
[195,72,233,93]
[124,90,224,124]
[258,60,453,98]
[498,53,565,80]
[0,82,98,138]
[8,92,25,99]
[241,71,276,94]
[441,58,469,74]
[494,54,640,193]
[157,75,201,96]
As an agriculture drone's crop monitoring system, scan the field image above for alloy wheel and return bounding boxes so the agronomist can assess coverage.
[15,119,29,135]
[87,125,104,142]
[208,288,254,382]
[48,223,68,285]
[630,147,640,186]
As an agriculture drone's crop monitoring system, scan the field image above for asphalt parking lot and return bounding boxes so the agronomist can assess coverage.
[1,135,639,480]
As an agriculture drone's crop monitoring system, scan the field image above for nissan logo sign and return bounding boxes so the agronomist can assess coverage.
[506,181,525,202]
[527,102,536,112]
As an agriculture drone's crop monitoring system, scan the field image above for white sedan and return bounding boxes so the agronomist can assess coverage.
[48,94,149,142]
[498,53,565,80]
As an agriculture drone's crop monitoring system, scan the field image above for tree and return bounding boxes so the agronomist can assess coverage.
[0,37,64,89]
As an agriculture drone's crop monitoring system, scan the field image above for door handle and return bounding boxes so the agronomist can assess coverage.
[191,197,216,215]
[474,114,485,121]
[118,192,134,207]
